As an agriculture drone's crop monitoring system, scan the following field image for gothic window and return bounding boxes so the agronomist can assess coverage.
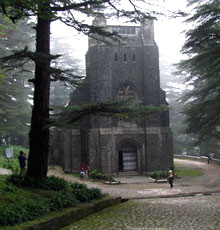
[115,53,118,61]
[132,54,136,62]
[112,26,136,35]
[118,84,135,99]
[124,53,127,62]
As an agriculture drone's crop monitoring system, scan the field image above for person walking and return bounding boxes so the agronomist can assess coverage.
[168,166,174,188]
[18,151,27,172]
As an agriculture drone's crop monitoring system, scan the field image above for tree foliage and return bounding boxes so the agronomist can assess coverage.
[52,99,167,128]
[178,0,220,141]
[0,15,34,146]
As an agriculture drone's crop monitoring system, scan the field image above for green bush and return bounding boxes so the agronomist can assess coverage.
[0,201,48,226]
[38,176,69,191]
[0,175,102,226]
[70,182,101,202]
[70,182,88,190]
[89,169,105,180]
[72,187,91,202]
[47,191,78,211]
[87,188,101,200]
[151,171,168,180]
[0,192,78,226]
[3,182,21,192]
[7,173,69,191]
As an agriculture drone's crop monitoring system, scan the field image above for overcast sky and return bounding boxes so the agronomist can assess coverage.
[51,0,188,68]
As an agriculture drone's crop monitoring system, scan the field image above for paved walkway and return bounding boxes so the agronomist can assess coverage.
[60,159,220,230]
[2,159,220,229]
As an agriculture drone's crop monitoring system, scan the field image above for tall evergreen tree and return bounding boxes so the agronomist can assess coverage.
[0,15,34,146]
[178,0,220,142]
[0,0,180,179]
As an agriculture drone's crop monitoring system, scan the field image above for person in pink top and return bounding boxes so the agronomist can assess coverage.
[81,162,90,178]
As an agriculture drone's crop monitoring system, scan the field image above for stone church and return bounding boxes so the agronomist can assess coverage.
[50,17,173,175]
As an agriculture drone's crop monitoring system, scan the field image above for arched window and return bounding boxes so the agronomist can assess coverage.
[132,54,136,62]
[118,84,136,99]
[115,53,118,62]
[124,53,127,62]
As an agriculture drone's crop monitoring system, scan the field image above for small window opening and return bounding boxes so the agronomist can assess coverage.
[132,54,136,62]
[124,54,127,62]
[115,53,118,62]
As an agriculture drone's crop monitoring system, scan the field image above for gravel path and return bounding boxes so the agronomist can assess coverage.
[48,159,220,199]
[1,158,220,198]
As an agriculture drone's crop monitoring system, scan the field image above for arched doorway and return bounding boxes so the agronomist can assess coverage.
[119,146,137,172]
[116,138,143,174]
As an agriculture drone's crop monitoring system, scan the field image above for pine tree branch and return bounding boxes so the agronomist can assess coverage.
[50,99,168,127]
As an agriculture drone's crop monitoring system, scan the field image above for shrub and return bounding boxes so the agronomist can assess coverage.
[0,201,48,226]
[70,182,87,190]
[47,191,78,211]
[87,188,101,200]
[6,173,32,188]
[3,182,20,192]
[69,182,101,202]
[7,173,69,191]
[151,171,168,180]
[151,171,159,180]
[89,169,105,180]
[1,175,102,226]
[38,176,69,191]
[0,192,78,226]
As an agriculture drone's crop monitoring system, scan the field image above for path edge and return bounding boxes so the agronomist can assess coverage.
[2,196,121,230]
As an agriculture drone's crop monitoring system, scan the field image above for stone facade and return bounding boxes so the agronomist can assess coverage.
[50,17,173,175]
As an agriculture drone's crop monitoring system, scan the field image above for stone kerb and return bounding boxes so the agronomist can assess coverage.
[3,196,121,230]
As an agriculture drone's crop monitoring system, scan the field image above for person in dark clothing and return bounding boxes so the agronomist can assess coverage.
[18,151,27,172]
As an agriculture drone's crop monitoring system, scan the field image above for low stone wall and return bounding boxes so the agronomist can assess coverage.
[4,196,121,230]
[174,155,220,166]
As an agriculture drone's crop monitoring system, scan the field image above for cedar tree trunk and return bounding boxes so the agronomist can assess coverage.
[27,9,51,179]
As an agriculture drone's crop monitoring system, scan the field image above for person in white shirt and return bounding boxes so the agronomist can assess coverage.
[168,166,174,188]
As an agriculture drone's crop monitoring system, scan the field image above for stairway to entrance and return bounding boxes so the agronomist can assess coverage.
[118,171,139,177]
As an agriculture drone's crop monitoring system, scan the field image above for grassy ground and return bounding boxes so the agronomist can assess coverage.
[174,162,203,178]
[0,175,56,206]
[0,145,29,171]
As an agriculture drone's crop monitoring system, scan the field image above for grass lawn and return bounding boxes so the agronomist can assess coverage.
[0,175,56,205]
[0,145,29,171]
[0,173,101,228]
[174,162,203,178]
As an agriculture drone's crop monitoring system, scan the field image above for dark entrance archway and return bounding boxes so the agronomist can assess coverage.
[118,146,137,172]
[116,138,142,173]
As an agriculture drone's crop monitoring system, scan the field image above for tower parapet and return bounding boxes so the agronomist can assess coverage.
[140,19,155,45]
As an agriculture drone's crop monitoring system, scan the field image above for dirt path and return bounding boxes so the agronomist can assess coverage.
[47,159,220,198]
[1,158,220,198]
[174,159,220,189]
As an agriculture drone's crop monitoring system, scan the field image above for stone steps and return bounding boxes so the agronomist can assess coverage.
[118,171,139,177]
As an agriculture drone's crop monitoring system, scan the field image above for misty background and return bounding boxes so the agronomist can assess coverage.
[2,0,215,157]
[50,0,189,154]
